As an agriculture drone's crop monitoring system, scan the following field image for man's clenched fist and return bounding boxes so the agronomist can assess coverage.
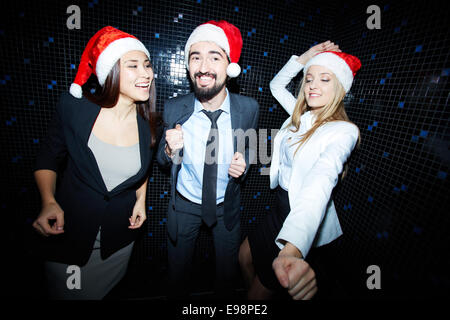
[165,124,183,157]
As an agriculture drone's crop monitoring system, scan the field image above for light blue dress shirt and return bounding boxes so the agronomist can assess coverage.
[176,89,234,204]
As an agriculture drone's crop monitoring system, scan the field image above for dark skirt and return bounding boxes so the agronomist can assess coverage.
[248,186,291,291]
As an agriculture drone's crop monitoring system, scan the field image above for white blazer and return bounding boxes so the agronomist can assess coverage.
[270,55,359,258]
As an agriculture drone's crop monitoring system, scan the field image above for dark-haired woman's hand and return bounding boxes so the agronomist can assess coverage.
[297,40,341,65]
[33,201,65,237]
[129,200,147,229]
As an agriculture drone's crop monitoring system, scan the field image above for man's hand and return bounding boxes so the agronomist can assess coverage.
[165,124,183,158]
[228,152,246,178]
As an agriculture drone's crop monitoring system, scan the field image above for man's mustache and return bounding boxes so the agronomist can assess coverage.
[194,72,217,79]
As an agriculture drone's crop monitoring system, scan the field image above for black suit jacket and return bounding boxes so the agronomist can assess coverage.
[34,92,153,266]
[156,92,260,242]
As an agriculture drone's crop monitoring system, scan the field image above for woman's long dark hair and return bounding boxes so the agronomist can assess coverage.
[82,60,161,148]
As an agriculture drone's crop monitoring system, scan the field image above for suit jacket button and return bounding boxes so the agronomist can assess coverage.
[104,195,110,201]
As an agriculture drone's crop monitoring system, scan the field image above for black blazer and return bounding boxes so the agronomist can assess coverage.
[156,92,260,242]
[34,92,153,266]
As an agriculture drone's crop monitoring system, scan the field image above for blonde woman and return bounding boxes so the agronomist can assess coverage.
[239,41,361,300]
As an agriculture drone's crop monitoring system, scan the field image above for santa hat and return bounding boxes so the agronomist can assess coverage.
[69,26,150,98]
[304,51,361,93]
[184,20,243,78]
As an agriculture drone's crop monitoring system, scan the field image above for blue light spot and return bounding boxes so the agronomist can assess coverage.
[148,206,153,211]
[47,84,53,89]
[415,45,422,52]
[437,171,447,180]
[264,52,268,57]
[371,54,376,60]
[137,6,142,12]
[48,37,54,43]
[247,31,252,37]
[355,167,360,173]
[393,187,400,193]
[368,125,373,131]
[268,136,271,140]
[386,73,392,78]
[373,121,378,127]
[247,65,251,70]
[300,22,305,27]
[90,88,96,94]
[268,14,273,19]
[269,107,273,112]
[368,196,373,203]
[419,130,428,138]
[155,33,160,38]
[398,101,405,108]
[28,100,34,106]
[243,69,247,74]
[51,80,57,85]
[401,184,407,191]
[71,64,76,69]
[359,98,364,103]
[248,219,252,223]
[441,68,450,76]
[258,87,263,92]
[148,232,153,237]
[380,78,385,84]
[252,28,256,33]
[383,152,389,158]
[265,206,270,210]
[234,6,239,12]
[197,0,201,3]
[411,135,419,142]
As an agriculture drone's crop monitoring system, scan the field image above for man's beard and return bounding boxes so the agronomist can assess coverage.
[192,72,227,102]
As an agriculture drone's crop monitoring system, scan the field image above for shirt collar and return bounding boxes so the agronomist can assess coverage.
[194,88,230,114]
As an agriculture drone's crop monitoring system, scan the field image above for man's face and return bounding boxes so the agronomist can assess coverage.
[188,41,229,101]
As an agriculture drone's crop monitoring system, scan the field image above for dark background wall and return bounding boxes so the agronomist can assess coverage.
[1,0,448,299]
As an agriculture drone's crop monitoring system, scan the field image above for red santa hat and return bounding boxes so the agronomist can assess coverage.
[184,20,243,78]
[69,26,150,98]
[304,51,361,93]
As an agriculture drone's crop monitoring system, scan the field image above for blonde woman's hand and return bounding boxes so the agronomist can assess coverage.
[297,40,341,65]
[32,201,65,237]
[129,201,147,229]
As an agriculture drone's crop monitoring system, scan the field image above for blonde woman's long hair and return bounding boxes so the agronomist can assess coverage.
[288,73,360,177]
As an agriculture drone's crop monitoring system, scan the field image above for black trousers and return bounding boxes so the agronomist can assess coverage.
[167,191,241,298]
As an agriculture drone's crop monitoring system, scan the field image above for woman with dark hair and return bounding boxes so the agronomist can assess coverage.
[239,41,361,300]
[32,26,161,299]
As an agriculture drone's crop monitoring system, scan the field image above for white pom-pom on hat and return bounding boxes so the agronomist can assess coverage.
[226,63,241,78]
[69,83,83,99]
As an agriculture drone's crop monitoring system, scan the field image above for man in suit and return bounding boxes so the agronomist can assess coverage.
[157,20,260,298]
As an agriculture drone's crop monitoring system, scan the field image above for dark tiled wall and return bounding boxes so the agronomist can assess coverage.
[1,0,448,298]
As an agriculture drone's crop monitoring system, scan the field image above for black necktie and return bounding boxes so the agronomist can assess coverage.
[201,109,223,227]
